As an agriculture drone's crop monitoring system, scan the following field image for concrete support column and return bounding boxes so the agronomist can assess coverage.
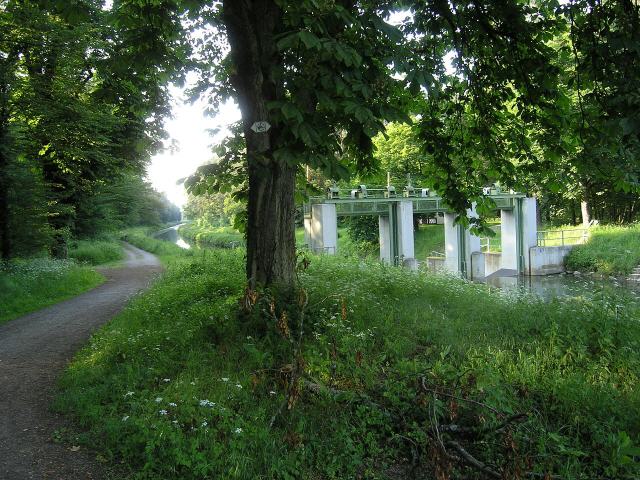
[444,206,482,278]
[310,203,337,254]
[303,217,312,246]
[379,216,391,263]
[378,201,416,268]
[501,197,538,274]
[444,212,460,274]
[500,208,518,272]
[521,197,538,273]
[397,200,415,265]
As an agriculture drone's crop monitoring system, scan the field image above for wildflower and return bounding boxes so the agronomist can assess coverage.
[169,402,177,407]
[199,399,216,407]
[122,416,130,422]
[220,377,229,382]
[123,391,134,398]
[159,410,168,415]
[269,391,276,396]
[163,378,171,382]
[233,427,243,434]
[235,384,243,389]
[155,397,163,403]
[202,421,208,427]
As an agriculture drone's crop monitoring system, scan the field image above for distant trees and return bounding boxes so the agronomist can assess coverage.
[0,0,182,258]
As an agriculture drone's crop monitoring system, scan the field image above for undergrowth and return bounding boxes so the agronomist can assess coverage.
[69,239,125,266]
[0,258,103,324]
[56,244,640,479]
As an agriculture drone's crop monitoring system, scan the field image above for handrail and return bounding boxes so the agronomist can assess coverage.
[536,228,590,247]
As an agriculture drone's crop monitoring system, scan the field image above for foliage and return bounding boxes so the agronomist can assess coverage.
[0,0,184,258]
[0,257,103,324]
[344,216,379,245]
[565,224,640,275]
[58,237,640,479]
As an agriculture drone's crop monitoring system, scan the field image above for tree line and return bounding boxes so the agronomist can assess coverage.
[3,1,639,284]
[0,0,181,259]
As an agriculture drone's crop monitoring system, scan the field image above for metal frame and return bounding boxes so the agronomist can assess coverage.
[303,193,525,219]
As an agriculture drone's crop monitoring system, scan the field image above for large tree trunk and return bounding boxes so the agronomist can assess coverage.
[223,0,296,287]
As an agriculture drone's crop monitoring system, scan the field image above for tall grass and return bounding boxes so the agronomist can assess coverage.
[566,223,640,275]
[56,240,640,479]
[69,239,124,266]
[0,258,103,324]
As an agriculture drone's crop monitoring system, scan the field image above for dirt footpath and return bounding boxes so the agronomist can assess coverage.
[0,243,163,480]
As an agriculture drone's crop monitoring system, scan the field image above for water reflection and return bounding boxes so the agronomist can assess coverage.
[154,224,191,249]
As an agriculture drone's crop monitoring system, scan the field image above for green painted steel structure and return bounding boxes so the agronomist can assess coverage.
[303,188,529,275]
[303,192,525,218]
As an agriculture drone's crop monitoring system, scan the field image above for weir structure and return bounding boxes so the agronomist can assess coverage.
[303,184,538,278]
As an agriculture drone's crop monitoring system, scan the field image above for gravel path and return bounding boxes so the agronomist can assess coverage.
[0,243,163,480]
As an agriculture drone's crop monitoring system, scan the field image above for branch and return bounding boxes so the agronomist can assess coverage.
[445,440,501,479]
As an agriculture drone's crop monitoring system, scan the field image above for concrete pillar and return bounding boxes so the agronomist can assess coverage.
[397,200,415,262]
[500,208,518,272]
[522,197,538,273]
[379,216,391,263]
[444,212,460,274]
[303,217,312,246]
[379,201,415,267]
[310,203,337,254]
[501,197,538,274]
[444,206,481,278]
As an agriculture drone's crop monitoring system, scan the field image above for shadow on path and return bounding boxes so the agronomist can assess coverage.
[0,243,163,480]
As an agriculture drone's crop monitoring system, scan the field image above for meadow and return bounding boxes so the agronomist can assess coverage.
[55,235,640,479]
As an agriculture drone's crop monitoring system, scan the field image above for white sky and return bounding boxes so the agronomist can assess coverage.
[146,84,241,207]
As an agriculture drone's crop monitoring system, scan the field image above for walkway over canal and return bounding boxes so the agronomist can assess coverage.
[303,184,539,279]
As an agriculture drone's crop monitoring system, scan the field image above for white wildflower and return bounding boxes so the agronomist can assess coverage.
[169,402,177,407]
[159,410,168,415]
[233,427,242,434]
[155,397,163,403]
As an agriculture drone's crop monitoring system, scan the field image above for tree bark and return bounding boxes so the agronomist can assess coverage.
[223,0,296,287]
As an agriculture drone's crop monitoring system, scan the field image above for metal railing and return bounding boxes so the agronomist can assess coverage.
[536,228,590,247]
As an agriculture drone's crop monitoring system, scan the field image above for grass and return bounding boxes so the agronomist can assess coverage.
[565,223,640,275]
[0,258,104,324]
[56,236,640,480]
[69,239,125,266]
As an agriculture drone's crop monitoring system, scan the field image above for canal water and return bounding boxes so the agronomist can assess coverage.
[153,225,638,301]
[482,272,639,302]
[154,224,191,249]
